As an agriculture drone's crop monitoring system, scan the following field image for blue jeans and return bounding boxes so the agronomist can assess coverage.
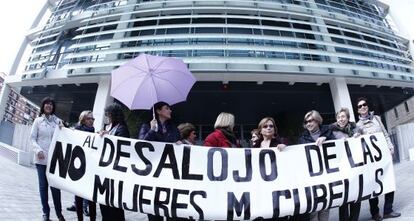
[36,164,63,217]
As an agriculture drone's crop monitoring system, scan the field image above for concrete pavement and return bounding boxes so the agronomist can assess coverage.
[0,154,413,221]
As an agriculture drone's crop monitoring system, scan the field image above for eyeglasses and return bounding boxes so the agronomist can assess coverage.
[357,103,368,109]
[86,117,95,120]
[304,119,314,124]
[263,124,274,129]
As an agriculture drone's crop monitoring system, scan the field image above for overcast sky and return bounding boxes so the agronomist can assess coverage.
[0,0,413,74]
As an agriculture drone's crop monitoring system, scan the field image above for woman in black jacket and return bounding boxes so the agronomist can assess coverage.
[297,110,335,221]
[138,101,179,143]
[74,110,96,221]
[99,104,129,221]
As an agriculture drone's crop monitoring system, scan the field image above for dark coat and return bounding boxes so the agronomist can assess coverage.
[75,124,95,133]
[111,123,130,138]
[253,137,285,148]
[138,121,180,142]
[204,129,240,148]
[298,125,335,144]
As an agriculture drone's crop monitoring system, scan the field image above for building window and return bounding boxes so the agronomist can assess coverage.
[404,102,409,112]
[394,108,398,118]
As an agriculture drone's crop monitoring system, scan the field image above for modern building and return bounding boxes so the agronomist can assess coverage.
[0,73,39,125]
[1,0,414,140]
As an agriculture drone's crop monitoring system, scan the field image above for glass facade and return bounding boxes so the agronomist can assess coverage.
[23,0,413,82]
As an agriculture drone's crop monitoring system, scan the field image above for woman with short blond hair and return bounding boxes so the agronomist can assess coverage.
[204,112,240,148]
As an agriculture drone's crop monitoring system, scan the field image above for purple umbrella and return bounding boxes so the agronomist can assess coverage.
[110,54,196,110]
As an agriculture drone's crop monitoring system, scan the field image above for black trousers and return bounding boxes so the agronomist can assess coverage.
[75,196,96,221]
[100,204,125,221]
[339,202,361,221]
[369,191,395,216]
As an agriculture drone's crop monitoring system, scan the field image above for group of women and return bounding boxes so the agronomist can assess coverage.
[31,97,399,221]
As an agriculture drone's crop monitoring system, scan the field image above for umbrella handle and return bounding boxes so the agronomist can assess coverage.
[152,109,158,132]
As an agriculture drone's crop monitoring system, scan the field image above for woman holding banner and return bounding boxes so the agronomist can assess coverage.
[298,110,335,221]
[138,101,183,221]
[330,108,361,221]
[355,97,400,221]
[99,104,129,221]
[204,112,241,148]
[73,110,97,221]
[253,117,286,151]
[138,101,180,143]
[30,97,65,221]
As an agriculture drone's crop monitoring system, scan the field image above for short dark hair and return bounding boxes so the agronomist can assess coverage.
[104,104,125,125]
[152,101,170,120]
[356,97,369,106]
[39,97,56,116]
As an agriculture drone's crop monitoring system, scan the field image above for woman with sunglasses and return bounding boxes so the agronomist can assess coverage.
[330,108,360,221]
[355,97,400,221]
[298,110,335,221]
[73,110,96,221]
[253,117,286,151]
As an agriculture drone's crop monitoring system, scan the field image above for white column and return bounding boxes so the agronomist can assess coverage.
[0,83,11,121]
[92,77,113,130]
[329,77,355,122]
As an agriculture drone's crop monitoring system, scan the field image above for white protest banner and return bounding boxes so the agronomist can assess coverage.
[47,128,395,220]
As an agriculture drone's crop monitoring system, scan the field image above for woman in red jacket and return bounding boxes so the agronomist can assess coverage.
[204,112,240,148]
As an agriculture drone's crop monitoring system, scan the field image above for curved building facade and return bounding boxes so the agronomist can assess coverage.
[2,0,414,138]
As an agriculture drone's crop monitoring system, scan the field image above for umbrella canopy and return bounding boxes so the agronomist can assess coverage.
[110,54,196,109]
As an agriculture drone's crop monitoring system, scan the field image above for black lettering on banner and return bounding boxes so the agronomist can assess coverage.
[342,179,350,204]
[292,189,301,215]
[132,142,154,176]
[154,144,180,179]
[154,187,171,217]
[305,145,323,177]
[312,184,328,212]
[190,191,206,220]
[49,141,72,178]
[118,180,124,209]
[322,142,339,173]
[356,174,370,201]
[92,175,110,205]
[182,146,203,180]
[171,189,189,218]
[344,140,363,168]
[110,179,115,207]
[99,138,115,167]
[305,186,313,213]
[123,184,139,212]
[328,180,343,208]
[369,135,382,161]
[139,185,153,213]
[233,149,252,182]
[113,139,131,173]
[361,138,374,164]
[259,149,278,181]
[207,148,228,181]
[67,145,86,181]
[82,135,92,148]
[272,190,292,218]
[373,168,384,197]
[227,192,250,220]
[82,135,98,150]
